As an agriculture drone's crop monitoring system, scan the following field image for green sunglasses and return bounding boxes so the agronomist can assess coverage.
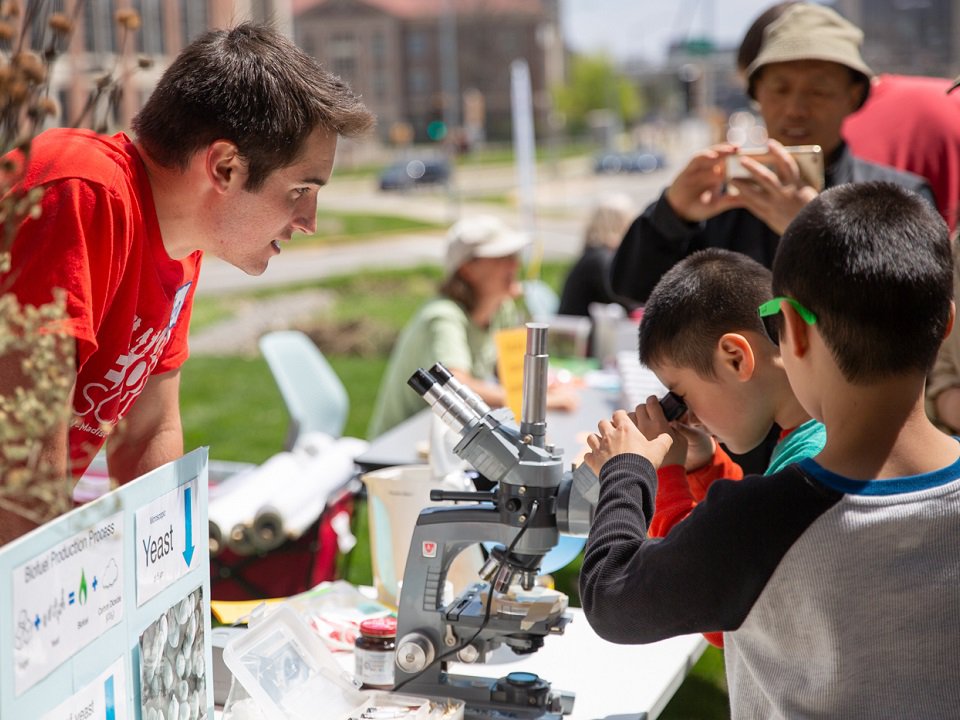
[757,296,818,325]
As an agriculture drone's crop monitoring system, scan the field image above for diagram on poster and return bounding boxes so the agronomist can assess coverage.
[40,656,129,720]
[140,586,207,720]
[12,513,125,696]
[136,479,199,606]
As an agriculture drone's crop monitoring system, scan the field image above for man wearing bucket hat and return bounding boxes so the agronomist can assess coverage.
[736,2,960,233]
[610,2,933,307]
[369,215,577,438]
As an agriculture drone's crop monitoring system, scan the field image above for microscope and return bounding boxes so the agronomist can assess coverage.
[394,323,600,719]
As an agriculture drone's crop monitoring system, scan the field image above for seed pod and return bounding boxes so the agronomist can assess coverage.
[177,597,192,625]
[188,690,200,720]
[157,613,168,648]
[183,614,197,649]
[167,615,181,649]
[161,657,174,692]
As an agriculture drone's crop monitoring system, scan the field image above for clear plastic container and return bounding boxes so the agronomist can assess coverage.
[222,605,462,720]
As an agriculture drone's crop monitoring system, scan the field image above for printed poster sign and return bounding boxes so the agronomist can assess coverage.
[12,513,125,696]
[40,657,129,720]
[135,478,199,606]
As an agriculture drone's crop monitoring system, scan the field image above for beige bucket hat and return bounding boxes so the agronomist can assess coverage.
[746,3,873,107]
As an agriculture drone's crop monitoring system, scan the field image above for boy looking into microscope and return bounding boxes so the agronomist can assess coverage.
[623,248,826,648]
[580,182,960,718]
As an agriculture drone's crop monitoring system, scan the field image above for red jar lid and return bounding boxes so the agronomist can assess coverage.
[359,617,397,638]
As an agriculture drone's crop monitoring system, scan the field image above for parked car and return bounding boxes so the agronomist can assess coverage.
[378,158,451,191]
[593,148,666,175]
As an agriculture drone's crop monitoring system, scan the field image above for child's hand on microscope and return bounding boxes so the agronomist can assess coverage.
[624,398,711,470]
[584,405,673,475]
[676,423,717,471]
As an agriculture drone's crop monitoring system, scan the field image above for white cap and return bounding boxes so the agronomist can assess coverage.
[444,215,529,277]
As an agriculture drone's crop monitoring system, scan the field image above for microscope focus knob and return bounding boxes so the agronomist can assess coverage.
[396,632,436,673]
[457,643,480,663]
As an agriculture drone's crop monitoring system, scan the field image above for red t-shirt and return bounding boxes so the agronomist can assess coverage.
[844,74,960,232]
[5,128,201,478]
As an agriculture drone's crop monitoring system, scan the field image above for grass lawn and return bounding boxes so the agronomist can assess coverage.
[182,260,729,718]
[300,210,444,246]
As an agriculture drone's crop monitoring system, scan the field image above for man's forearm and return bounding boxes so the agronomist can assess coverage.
[0,414,71,545]
[106,369,184,484]
[1,347,75,537]
[107,422,184,484]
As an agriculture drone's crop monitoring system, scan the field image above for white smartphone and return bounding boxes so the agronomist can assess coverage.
[726,144,825,192]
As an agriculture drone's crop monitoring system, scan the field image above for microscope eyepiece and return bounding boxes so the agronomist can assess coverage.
[659,391,687,422]
[408,368,436,396]
[429,363,454,384]
[428,361,492,416]
[409,366,483,434]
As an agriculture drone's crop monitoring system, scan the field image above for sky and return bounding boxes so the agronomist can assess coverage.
[560,0,792,64]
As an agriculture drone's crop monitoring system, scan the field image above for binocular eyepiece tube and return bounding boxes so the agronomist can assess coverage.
[429,362,492,417]
[408,368,483,435]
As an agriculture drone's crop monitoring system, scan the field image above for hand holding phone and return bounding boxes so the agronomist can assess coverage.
[725,144,824,192]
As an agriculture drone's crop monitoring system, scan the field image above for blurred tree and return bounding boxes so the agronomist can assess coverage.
[552,54,644,136]
[0,2,144,544]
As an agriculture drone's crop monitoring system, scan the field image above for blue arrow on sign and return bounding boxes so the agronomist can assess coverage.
[182,486,195,567]
[104,674,116,720]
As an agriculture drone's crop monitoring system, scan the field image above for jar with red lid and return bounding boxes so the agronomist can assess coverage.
[354,617,397,689]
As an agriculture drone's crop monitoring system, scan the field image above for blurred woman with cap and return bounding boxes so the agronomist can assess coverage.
[369,215,576,438]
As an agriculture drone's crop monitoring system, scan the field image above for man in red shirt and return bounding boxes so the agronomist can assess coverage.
[0,23,373,542]
[843,74,960,232]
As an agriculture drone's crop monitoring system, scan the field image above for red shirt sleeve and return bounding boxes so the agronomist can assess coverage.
[7,178,125,371]
[649,464,696,538]
[686,443,744,501]
[649,444,744,537]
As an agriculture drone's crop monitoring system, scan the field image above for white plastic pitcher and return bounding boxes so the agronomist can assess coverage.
[362,464,484,608]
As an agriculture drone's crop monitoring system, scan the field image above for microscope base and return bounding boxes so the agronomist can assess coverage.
[464,708,564,720]
[398,670,575,719]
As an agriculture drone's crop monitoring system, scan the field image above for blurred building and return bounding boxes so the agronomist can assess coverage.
[629,0,960,130]
[292,0,563,144]
[834,0,960,77]
[35,0,292,131]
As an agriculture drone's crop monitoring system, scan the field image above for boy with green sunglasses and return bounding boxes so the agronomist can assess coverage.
[581,182,960,718]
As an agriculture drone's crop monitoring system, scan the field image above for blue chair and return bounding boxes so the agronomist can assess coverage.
[258,330,349,449]
[523,279,560,320]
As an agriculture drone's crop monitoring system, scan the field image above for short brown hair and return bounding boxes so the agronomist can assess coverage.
[639,249,774,378]
[439,273,478,314]
[132,23,374,191]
